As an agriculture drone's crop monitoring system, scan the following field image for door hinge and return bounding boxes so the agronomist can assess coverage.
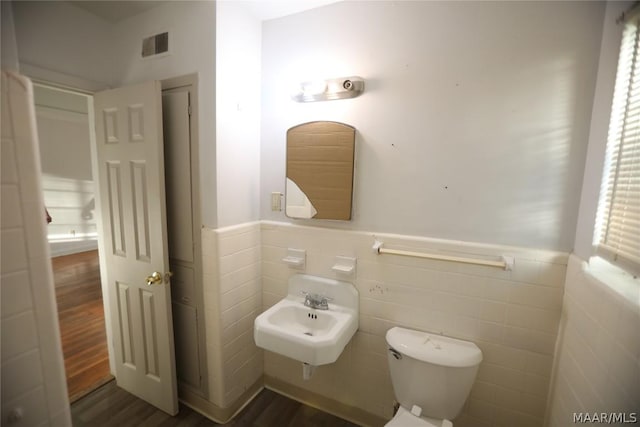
[188,105,192,116]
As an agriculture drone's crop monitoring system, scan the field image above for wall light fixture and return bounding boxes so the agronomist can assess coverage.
[291,76,364,102]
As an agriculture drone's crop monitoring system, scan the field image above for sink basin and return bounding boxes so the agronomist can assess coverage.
[254,274,358,366]
[269,302,338,337]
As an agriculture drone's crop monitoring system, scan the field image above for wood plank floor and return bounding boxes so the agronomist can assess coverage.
[72,380,360,427]
[52,250,113,403]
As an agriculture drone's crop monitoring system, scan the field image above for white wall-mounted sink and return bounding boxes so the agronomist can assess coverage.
[254,274,358,366]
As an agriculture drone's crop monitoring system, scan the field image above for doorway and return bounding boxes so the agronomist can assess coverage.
[33,83,112,402]
[34,75,206,410]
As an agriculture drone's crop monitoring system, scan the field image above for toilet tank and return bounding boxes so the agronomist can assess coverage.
[386,327,482,420]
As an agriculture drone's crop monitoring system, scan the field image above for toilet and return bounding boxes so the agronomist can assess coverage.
[385,327,483,427]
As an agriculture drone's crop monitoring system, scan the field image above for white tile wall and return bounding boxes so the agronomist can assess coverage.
[202,222,263,408]
[203,220,595,424]
[547,255,640,426]
[260,221,568,426]
[1,72,71,426]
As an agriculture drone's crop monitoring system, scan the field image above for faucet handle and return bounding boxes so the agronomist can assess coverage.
[299,291,317,302]
[300,291,314,299]
[299,291,333,309]
[300,291,332,301]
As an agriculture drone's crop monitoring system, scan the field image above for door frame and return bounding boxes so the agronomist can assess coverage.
[160,74,208,398]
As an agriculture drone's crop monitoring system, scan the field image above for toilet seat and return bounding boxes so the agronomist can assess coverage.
[384,406,453,427]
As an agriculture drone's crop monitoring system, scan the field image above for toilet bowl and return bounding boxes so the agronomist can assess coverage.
[385,406,453,427]
[385,327,482,427]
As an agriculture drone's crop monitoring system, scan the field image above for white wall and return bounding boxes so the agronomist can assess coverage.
[216,2,262,227]
[34,86,98,256]
[1,71,71,427]
[1,1,19,71]
[13,1,219,227]
[12,1,114,89]
[112,1,218,227]
[260,1,605,252]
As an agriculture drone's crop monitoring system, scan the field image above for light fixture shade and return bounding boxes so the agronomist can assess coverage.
[291,76,364,102]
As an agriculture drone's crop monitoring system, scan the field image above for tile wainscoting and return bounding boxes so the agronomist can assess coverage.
[201,222,263,412]
[203,221,569,426]
[546,255,639,426]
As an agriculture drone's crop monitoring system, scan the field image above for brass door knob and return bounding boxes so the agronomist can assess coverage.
[146,271,163,286]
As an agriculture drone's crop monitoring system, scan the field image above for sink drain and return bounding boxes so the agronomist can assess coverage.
[304,332,314,336]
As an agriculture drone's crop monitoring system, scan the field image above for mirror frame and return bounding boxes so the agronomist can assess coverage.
[285,121,356,221]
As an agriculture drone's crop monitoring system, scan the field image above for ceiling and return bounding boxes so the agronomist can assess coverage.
[69,1,165,23]
[68,0,341,23]
[238,0,341,21]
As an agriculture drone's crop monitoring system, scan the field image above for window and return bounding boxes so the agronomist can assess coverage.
[594,8,640,277]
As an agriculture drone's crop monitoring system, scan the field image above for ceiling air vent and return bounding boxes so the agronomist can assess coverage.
[141,32,169,58]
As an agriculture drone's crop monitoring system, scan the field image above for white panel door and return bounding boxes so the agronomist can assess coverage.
[94,80,178,415]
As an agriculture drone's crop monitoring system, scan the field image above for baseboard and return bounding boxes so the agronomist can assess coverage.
[50,240,98,257]
[178,378,263,424]
[264,375,387,427]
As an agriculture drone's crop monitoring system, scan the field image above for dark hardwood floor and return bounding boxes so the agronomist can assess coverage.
[72,380,360,427]
[52,250,113,403]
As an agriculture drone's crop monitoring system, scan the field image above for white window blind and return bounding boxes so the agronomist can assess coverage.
[595,10,640,276]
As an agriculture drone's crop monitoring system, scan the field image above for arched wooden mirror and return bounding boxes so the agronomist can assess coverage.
[285,121,355,220]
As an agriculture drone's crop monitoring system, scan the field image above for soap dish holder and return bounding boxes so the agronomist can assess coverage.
[282,248,306,269]
[332,256,356,276]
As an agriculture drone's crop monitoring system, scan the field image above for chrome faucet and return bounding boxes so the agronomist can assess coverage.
[301,291,333,310]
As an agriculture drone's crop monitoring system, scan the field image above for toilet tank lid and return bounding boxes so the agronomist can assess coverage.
[386,327,482,368]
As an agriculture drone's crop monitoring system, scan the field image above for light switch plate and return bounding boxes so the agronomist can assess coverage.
[271,192,282,211]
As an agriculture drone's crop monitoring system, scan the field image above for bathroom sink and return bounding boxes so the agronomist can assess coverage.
[254,274,358,366]
[268,302,339,337]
